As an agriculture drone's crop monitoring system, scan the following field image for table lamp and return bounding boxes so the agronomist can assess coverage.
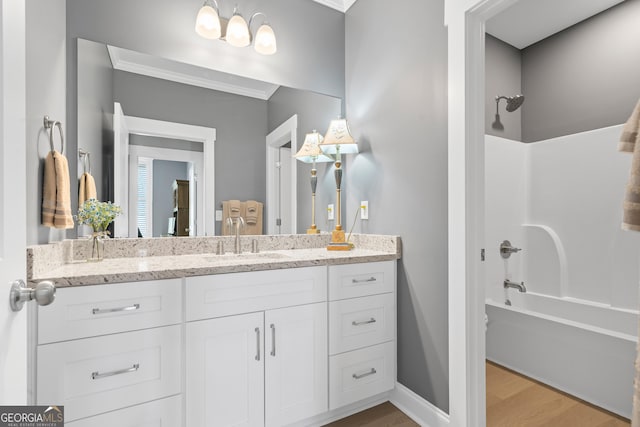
[320,118,358,250]
[294,130,333,234]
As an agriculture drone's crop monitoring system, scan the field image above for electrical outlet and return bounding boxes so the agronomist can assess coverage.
[215,210,223,221]
[360,201,369,220]
[327,204,334,220]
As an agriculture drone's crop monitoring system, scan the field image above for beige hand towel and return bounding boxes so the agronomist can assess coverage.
[42,150,74,229]
[242,200,263,235]
[620,99,640,153]
[229,200,242,218]
[78,172,97,206]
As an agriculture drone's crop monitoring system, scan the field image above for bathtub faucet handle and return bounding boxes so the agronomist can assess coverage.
[500,240,522,259]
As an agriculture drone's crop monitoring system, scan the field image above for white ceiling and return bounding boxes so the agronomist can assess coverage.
[311,0,358,13]
[486,0,625,49]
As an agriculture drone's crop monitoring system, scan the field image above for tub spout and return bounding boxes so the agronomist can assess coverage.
[504,279,526,293]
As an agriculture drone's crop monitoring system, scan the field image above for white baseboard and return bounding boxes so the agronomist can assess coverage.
[291,392,391,427]
[390,382,450,427]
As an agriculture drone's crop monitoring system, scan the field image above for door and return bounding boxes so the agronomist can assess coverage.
[186,312,265,427]
[266,115,297,234]
[265,303,328,427]
[0,0,28,405]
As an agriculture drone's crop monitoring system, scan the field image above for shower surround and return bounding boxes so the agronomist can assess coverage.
[484,124,639,418]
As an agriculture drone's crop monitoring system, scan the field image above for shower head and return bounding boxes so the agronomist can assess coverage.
[495,94,525,113]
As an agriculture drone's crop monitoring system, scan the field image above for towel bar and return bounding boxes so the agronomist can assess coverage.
[44,115,64,154]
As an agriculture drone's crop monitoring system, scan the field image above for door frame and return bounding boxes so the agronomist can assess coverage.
[445,0,521,425]
[266,114,298,235]
[113,103,216,237]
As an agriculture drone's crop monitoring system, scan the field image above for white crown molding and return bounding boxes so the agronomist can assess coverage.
[107,46,279,101]
[312,0,359,13]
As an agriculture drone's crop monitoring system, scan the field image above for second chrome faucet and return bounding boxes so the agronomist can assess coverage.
[226,216,245,254]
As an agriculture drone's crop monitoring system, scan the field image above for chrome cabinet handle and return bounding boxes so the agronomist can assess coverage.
[352,318,376,326]
[352,277,377,284]
[255,327,261,361]
[91,363,139,380]
[270,324,276,357]
[92,304,140,315]
[352,368,377,380]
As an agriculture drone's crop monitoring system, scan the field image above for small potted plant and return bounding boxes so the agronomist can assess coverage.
[76,199,122,262]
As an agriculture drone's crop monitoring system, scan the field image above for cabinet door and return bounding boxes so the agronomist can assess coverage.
[186,313,264,427]
[265,303,328,427]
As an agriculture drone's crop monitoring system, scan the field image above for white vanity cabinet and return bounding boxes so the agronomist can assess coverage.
[327,261,397,410]
[35,279,183,424]
[185,266,328,427]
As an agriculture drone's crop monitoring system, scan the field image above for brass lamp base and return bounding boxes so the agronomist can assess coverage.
[327,229,354,251]
[306,225,320,234]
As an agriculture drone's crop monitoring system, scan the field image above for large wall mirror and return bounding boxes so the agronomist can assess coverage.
[76,38,342,238]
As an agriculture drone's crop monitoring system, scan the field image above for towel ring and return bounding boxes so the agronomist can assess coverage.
[43,116,64,154]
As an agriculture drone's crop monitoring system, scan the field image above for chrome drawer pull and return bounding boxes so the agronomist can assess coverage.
[92,304,140,315]
[255,327,261,361]
[352,277,377,284]
[352,368,377,380]
[270,324,276,357]
[352,318,376,326]
[91,363,139,380]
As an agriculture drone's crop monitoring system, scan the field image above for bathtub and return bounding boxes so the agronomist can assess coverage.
[486,292,637,418]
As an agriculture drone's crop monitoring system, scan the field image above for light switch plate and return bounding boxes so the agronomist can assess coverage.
[360,201,369,220]
[215,210,223,221]
[327,204,334,220]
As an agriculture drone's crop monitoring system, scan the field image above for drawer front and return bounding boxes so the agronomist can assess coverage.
[328,261,395,301]
[186,266,327,321]
[329,293,395,355]
[38,279,182,344]
[329,341,395,410]
[37,325,182,422]
[65,395,182,427]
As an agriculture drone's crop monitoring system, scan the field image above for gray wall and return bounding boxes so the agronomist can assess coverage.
[521,0,640,142]
[66,0,345,98]
[77,38,113,201]
[113,70,268,236]
[345,0,450,413]
[485,34,522,141]
[152,160,189,238]
[27,0,68,245]
[268,87,342,233]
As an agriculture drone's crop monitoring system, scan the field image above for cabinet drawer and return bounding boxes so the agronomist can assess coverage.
[65,395,182,427]
[329,341,395,410]
[186,266,327,321]
[329,293,395,355]
[328,261,395,301]
[38,279,182,344]
[37,325,182,422]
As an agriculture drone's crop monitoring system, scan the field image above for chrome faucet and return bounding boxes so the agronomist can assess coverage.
[226,217,245,254]
[504,279,526,293]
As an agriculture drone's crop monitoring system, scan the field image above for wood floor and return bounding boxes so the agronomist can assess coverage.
[487,361,631,427]
[324,402,419,427]
[324,362,630,426]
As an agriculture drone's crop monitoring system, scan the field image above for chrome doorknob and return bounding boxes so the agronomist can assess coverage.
[9,280,56,312]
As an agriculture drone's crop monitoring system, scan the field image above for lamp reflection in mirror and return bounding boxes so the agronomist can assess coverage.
[295,131,333,234]
[195,1,277,55]
[320,119,358,250]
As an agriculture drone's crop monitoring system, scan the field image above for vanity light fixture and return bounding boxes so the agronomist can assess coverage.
[320,119,359,250]
[294,131,333,234]
[195,0,277,55]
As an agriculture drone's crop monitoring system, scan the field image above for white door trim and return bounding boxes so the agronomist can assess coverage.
[266,115,298,235]
[445,0,521,425]
[114,107,217,236]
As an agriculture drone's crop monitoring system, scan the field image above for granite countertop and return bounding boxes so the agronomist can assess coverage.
[28,234,401,287]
